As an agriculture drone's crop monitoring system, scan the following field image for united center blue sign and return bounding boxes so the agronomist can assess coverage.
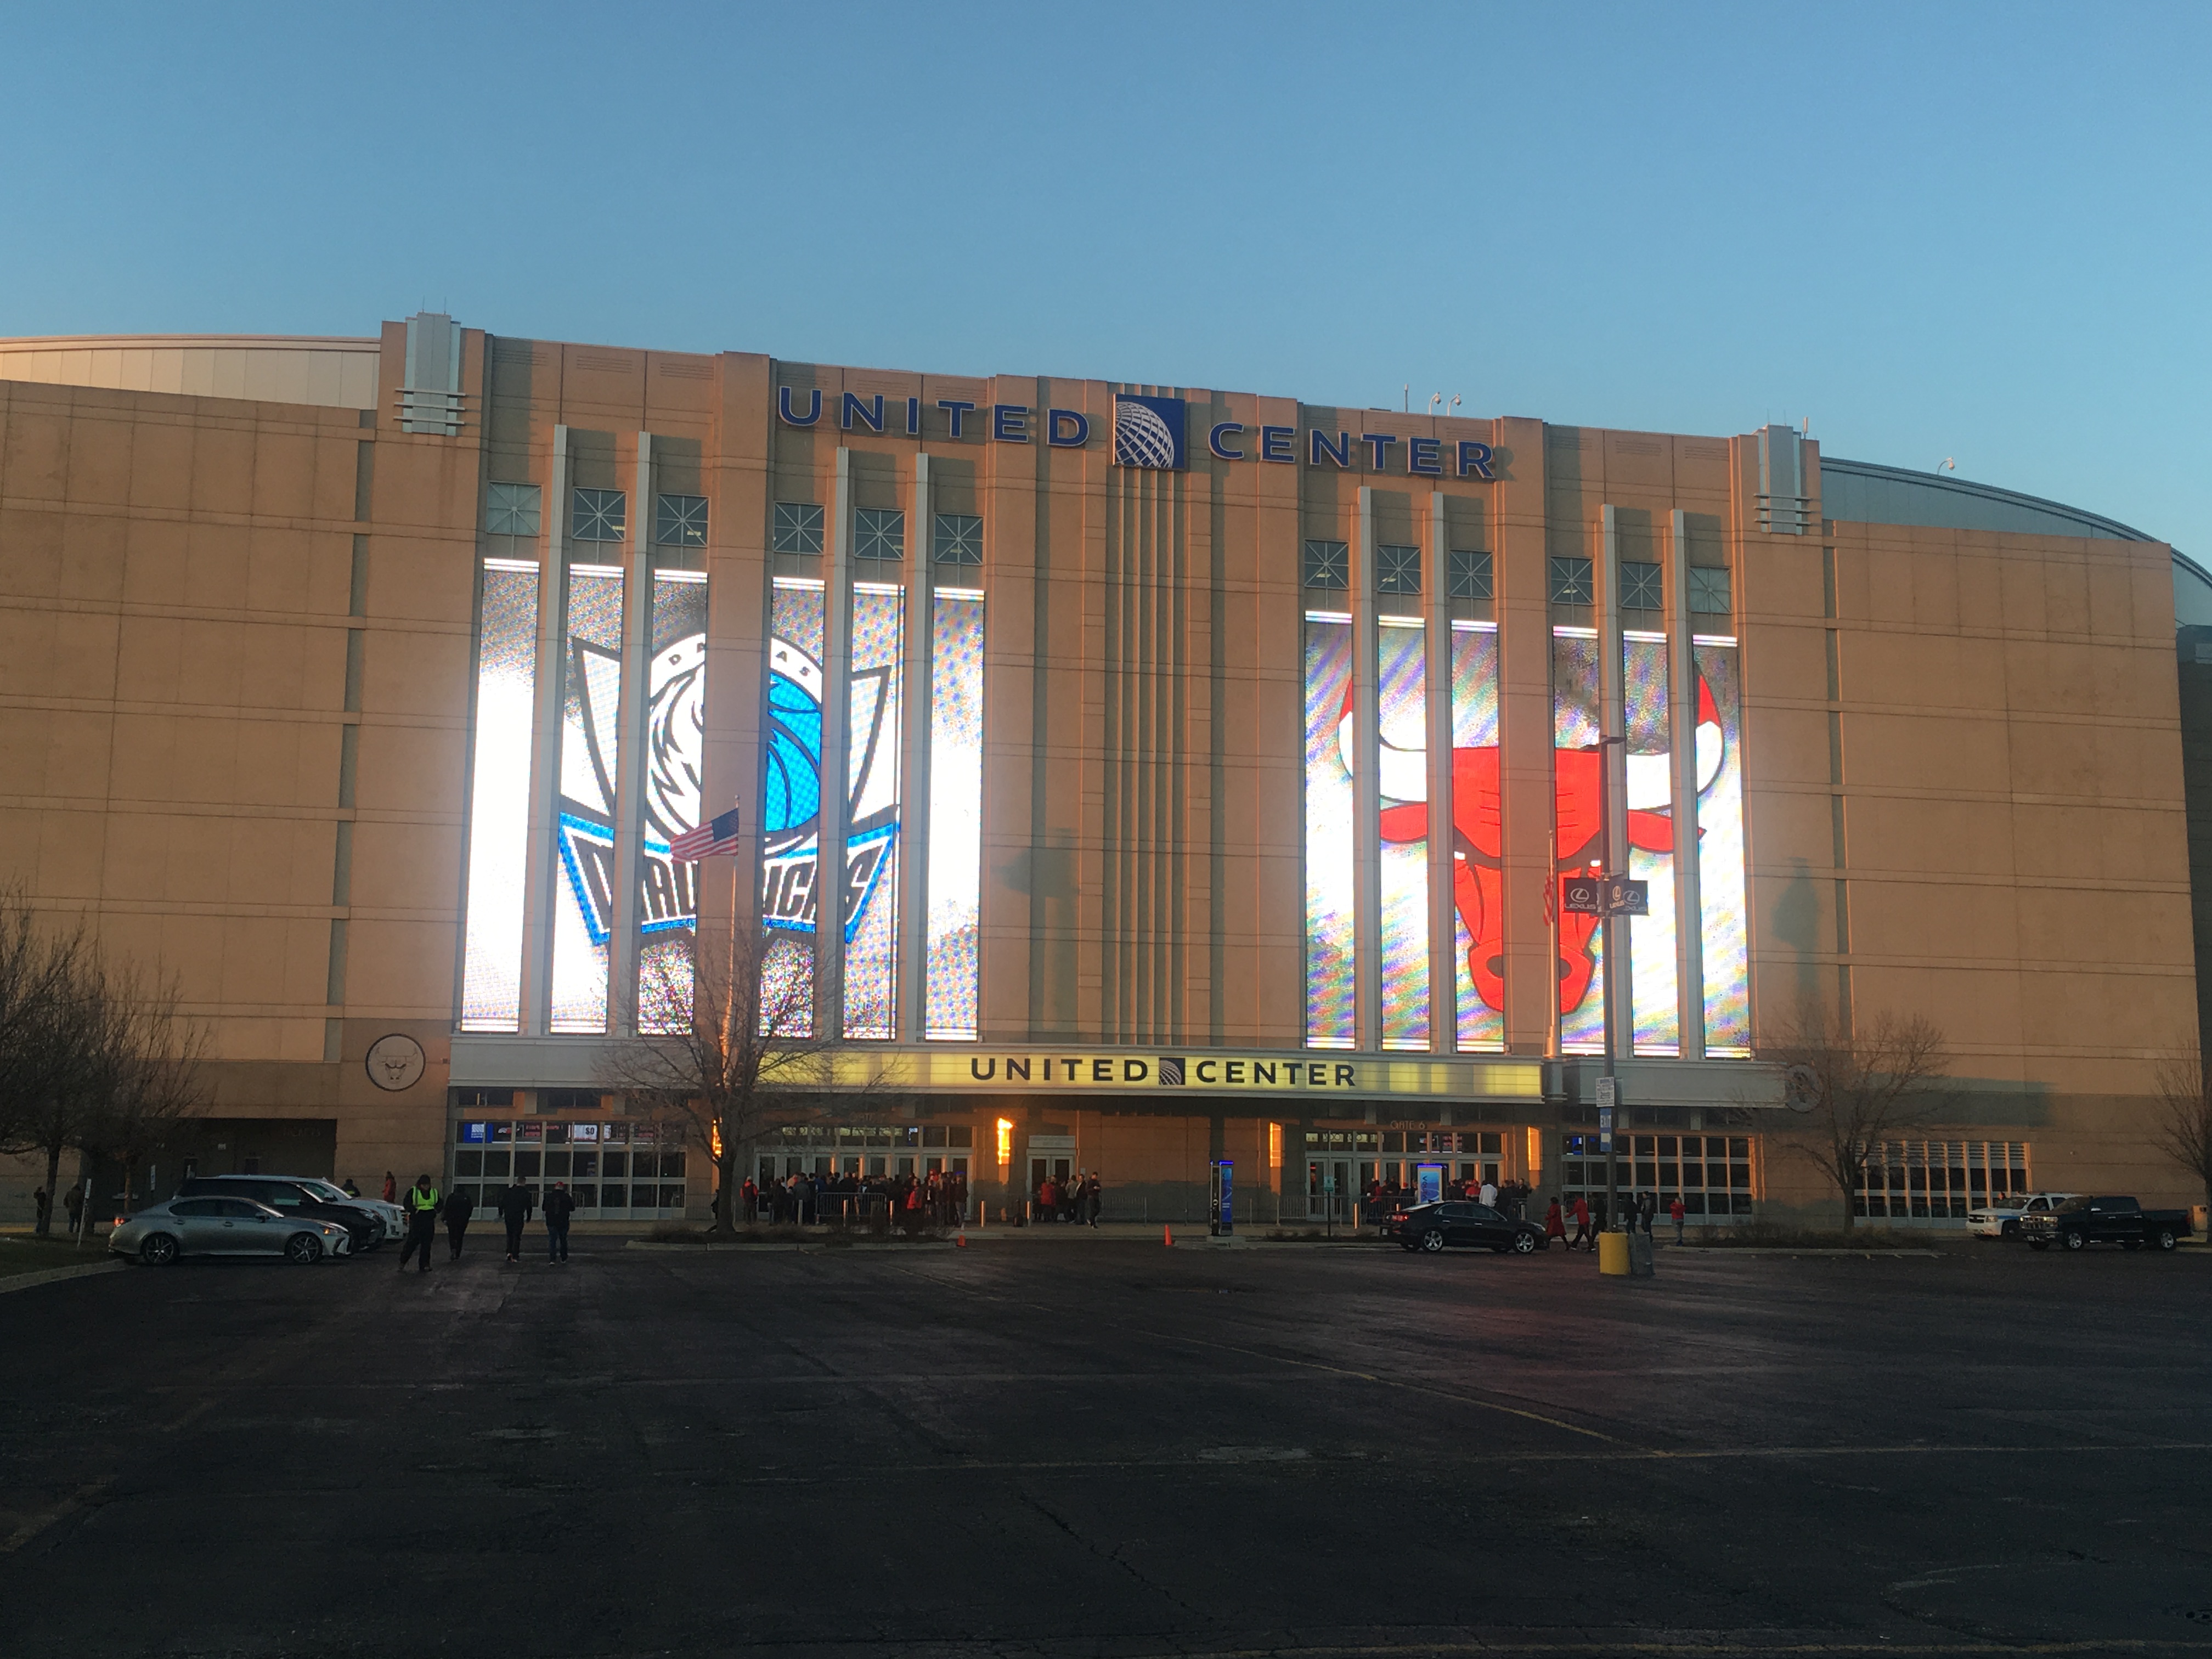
[776,385,1494,478]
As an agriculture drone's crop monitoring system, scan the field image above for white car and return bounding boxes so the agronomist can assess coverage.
[287,1175,406,1242]
[1968,1191,2081,1239]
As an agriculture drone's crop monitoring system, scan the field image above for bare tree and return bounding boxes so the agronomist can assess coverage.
[1765,1001,1953,1229]
[0,890,90,1171]
[602,924,877,1233]
[3,935,117,1235]
[2151,1053,2212,1214]
[81,967,210,1215]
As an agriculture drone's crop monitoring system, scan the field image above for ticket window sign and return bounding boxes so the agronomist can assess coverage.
[1415,1163,1445,1205]
[1210,1159,1234,1235]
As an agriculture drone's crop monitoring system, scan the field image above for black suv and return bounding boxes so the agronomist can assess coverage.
[176,1176,382,1252]
[1383,1200,1550,1255]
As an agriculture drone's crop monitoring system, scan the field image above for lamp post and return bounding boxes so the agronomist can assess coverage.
[1597,731,1626,1232]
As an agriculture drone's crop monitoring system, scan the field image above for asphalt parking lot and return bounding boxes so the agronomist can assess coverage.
[3,1234,2209,1659]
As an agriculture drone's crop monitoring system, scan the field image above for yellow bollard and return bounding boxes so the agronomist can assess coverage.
[1598,1229,1630,1276]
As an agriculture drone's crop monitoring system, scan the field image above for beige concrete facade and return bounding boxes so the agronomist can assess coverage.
[0,319,2198,1225]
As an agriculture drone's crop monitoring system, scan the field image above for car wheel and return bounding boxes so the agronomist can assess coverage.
[2157,1229,2178,1251]
[1512,1232,1538,1255]
[2001,1220,2019,1239]
[2027,1240,2049,1251]
[2063,1231,2087,1252]
[139,1233,179,1266]
[1418,1229,1446,1253]
[284,1232,324,1265]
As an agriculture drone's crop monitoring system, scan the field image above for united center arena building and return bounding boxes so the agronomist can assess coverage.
[4,313,2210,1227]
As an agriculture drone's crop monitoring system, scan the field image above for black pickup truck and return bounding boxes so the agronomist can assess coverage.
[2020,1195,2192,1253]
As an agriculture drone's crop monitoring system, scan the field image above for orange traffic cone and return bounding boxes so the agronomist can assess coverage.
[955,1233,967,1248]
[1164,1224,1173,1248]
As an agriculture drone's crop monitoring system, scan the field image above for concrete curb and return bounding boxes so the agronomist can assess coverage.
[1671,1247,1943,1258]
[0,1260,127,1295]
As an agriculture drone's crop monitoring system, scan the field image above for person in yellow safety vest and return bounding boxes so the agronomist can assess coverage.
[399,1173,441,1275]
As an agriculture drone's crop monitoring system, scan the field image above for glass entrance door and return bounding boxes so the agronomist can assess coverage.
[1306,1157,1354,1223]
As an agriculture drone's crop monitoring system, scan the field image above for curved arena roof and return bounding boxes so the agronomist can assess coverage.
[1822,456,2210,629]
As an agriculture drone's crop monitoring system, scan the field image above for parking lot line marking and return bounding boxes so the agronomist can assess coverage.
[1110,1643,2212,1657]
[1149,1327,1633,1444]
[1,1480,110,1556]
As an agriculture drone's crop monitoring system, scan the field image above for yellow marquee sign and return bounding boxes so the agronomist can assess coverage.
[812,1047,1544,1102]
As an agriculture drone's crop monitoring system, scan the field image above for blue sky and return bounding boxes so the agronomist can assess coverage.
[4,3,2206,550]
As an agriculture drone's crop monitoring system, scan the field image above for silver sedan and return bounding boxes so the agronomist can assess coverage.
[109,1197,353,1265]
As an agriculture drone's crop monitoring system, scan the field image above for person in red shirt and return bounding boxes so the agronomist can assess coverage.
[1669,1195,1687,1244]
[1569,1194,1593,1251]
[1544,1197,1566,1247]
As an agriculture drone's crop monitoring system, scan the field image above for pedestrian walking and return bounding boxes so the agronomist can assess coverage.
[443,1184,476,1260]
[1084,1172,1102,1227]
[543,1181,574,1262]
[381,1171,397,1205]
[32,1186,51,1234]
[64,1184,85,1236]
[1670,1195,1686,1244]
[498,1175,533,1262]
[399,1174,439,1273]
[1544,1197,1566,1248]
[1569,1194,1593,1251]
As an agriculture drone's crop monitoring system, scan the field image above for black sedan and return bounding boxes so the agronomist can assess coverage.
[1383,1200,1549,1255]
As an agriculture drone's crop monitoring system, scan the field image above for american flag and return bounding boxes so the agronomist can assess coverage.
[669,805,742,863]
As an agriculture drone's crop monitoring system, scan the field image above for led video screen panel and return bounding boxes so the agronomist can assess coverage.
[1375,619,1430,1049]
[459,561,540,1030]
[550,565,626,1032]
[636,569,708,1033]
[925,589,984,1042]
[1302,614,1356,1047]
[1449,622,1504,1051]
[759,578,825,1035]
[841,583,904,1039]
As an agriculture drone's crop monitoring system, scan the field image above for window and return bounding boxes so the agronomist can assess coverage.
[571,488,627,543]
[540,1089,601,1112]
[855,507,904,562]
[655,493,708,548]
[772,502,824,555]
[933,512,983,565]
[1304,539,1350,590]
[1376,544,1420,595]
[1548,555,1594,605]
[1560,1130,1757,1220]
[1856,1140,2027,1221]
[1448,549,1492,600]
[486,482,541,537]
[1620,561,1663,611]
[1688,565,1732,614]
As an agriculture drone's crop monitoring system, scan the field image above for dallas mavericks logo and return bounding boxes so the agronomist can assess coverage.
[1113,393,1186,470]
[556,631,709,945]
[758,634,898,943]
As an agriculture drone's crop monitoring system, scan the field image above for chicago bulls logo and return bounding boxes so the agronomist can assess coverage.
[1342,672,1723,1017]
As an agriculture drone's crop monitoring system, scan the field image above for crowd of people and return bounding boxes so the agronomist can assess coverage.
[1541,1190,1690,1248]
[1031,1170,1102,1225]
[738,1167,970,1230]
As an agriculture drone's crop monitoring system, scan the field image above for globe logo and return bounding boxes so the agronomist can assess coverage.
[1114,396,1184,469]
